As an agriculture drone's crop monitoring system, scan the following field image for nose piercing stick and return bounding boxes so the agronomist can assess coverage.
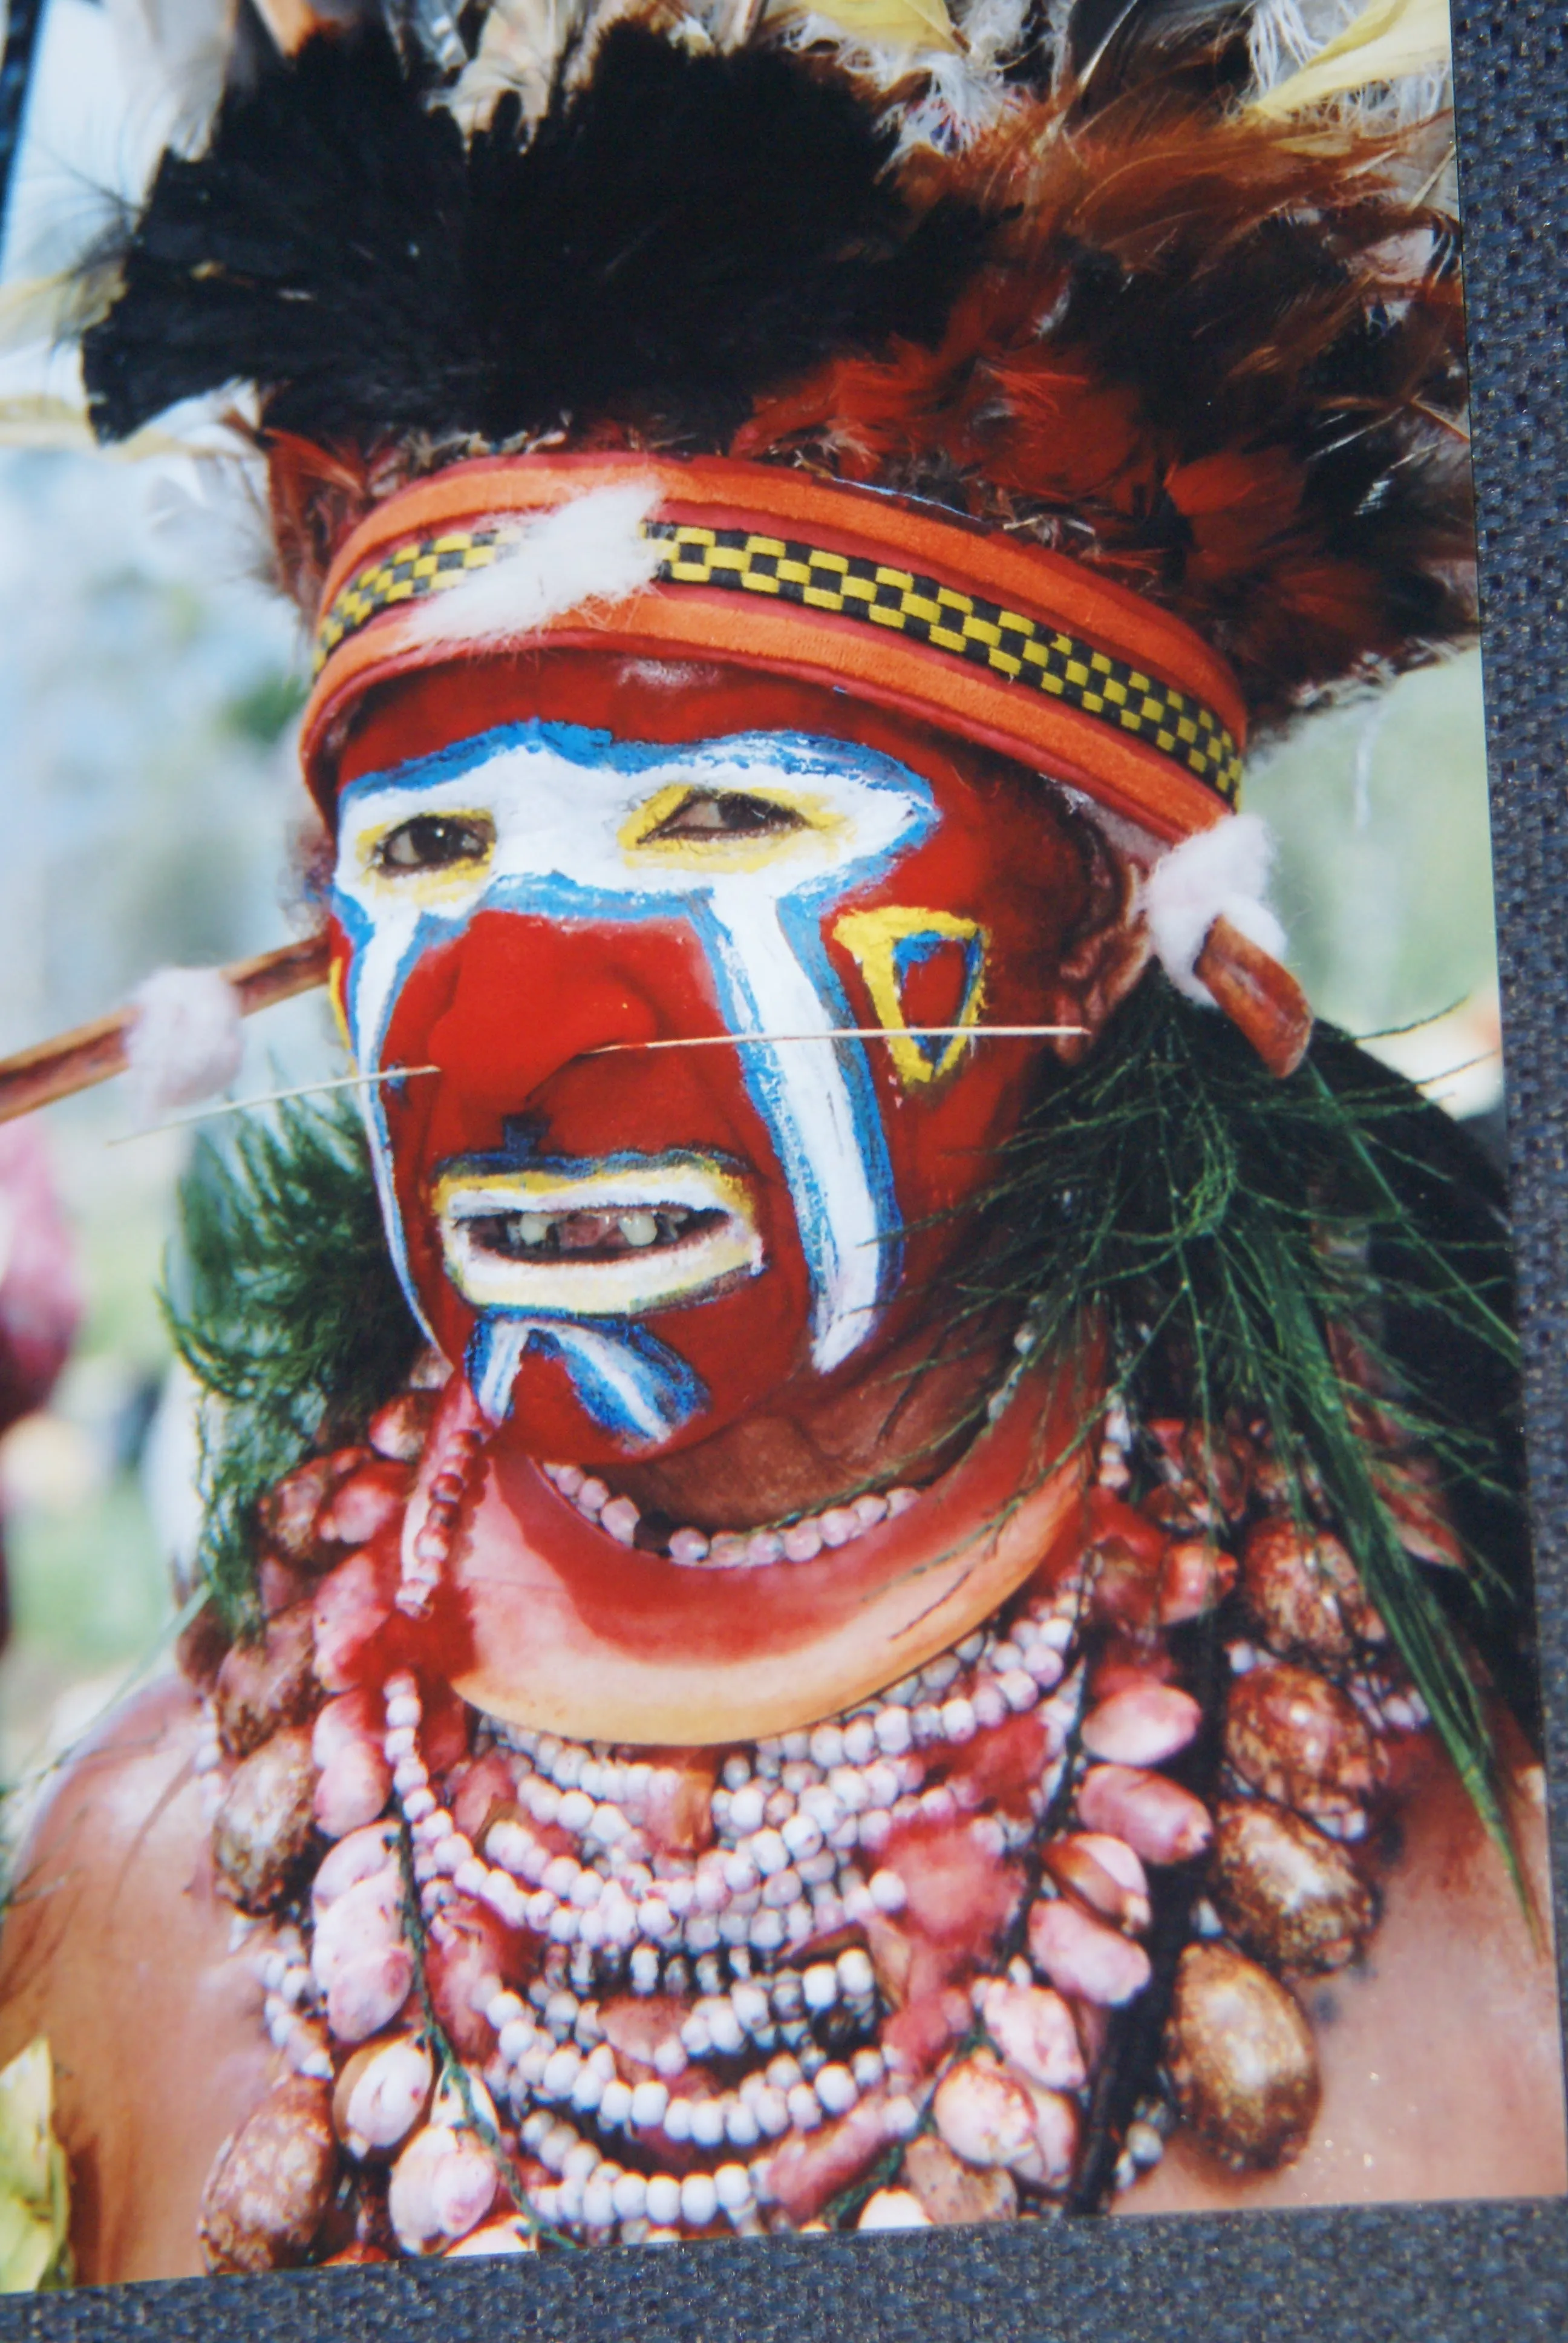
[589,1026,1088,1054]
[106,1066,442,1147]
[107,1031,1085,1144]
[0,928,1084,1136]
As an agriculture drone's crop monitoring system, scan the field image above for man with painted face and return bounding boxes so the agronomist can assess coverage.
[319,479,1165,1737]
[1,7,1561,2285]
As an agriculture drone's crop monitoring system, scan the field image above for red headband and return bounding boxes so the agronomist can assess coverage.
[301,453,1246,844]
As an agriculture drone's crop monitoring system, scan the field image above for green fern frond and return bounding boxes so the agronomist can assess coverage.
[971,977,1531,1875]
[162,1098,420,1634]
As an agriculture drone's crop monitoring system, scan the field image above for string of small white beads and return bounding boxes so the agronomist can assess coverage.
[377,1588,1080,2238]
[400,1418,486,1614]
[1348,1673,1431,1734]
[465,1605,1079,1991]
[982,1299,1054,1429]
[475,1961,922,2238]
[252,1924,333,2079]
[191,1696,226,1823]
[541,1463,922,1565]
[537,1311,1056,1571]
[381,1671,465,1919]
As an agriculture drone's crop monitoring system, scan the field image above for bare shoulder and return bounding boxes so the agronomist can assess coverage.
[0,1676,281,2283]
[1120,1735,1567,2218]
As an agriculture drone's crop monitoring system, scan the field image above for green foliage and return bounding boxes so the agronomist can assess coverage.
[163,1099,421,1633]
[221,670,308,746]
[975,977,1529,1870]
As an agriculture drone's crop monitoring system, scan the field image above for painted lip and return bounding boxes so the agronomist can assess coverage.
[433,1150,765,1316]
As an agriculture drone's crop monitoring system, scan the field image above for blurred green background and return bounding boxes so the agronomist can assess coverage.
[0,444,339,1788]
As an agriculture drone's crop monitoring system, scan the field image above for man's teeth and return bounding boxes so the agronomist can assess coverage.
[491,1207,699,1256]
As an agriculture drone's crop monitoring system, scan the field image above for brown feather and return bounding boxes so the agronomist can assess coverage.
[738,93,1471,731]
[258,76,1471,734]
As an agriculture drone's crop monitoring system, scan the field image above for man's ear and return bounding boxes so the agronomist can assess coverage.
[1043,824,1149,1066]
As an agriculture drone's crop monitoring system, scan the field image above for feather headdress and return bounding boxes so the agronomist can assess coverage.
[69,0,1466,741]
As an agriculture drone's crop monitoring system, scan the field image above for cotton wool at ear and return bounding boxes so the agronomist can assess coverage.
[125,966,244,1122]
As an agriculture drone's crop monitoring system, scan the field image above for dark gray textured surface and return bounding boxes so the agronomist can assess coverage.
[4,2,1564,2332]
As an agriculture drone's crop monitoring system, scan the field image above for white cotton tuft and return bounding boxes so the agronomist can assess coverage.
[1142,814,1287,1008]
[126,966,244,1121]
[406,480,665,654]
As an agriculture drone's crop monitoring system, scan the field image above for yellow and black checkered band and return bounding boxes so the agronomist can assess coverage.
[313,524,514,669]
[315,518,1244,805]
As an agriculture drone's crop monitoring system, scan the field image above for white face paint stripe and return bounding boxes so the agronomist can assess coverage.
[331,723,935,1426]
[693,895,890,1369]
[468,1316,702,1441]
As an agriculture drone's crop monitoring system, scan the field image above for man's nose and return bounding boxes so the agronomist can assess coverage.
[423,907,676,1119]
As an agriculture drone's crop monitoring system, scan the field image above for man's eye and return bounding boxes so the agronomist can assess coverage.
[374,814,494,873]
[645,791,807,840]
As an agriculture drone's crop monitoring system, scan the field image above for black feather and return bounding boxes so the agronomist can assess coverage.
[83,23,987,450]
[1065,0,1151,77]
[1065,0,1251,97]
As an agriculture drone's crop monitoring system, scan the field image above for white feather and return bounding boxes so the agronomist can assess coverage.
[103,0,230,157]
[445,0,687,136]
[1142,813,1287,1008]
[893,0,1031,153]
[126,965,244,1120]
[403,479,666,654]
[446,0,587,134]
[1247,0,1360,93]
[1247,0,1449,125]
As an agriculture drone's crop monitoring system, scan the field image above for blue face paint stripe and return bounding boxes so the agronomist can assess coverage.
[468,1318,531,1425]
[339,721,669,805]
[683,905,818,1227]
[331,890,426,1338]
[466,1316,708,1443]
[336,718,936,807]
[890,929,988,1068]
[333,717,944,1434]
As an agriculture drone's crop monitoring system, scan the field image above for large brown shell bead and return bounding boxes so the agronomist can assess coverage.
[1223,1662,1383,1826]
[214,1603,321,1757]
[1240,1519,1380,1659]
[1164,1942,1321,2169]
[1210,1799,1376,1971]
[200,2077,340,2273]
[212,1726,318,1910]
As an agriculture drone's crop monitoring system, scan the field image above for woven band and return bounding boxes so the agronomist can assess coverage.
[302,455,1246,842]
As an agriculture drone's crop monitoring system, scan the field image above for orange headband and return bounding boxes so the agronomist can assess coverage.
[301,454,1246,844]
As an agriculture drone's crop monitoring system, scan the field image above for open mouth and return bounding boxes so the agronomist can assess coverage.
[465,1203,728,1263]
[434,1153,764,1316]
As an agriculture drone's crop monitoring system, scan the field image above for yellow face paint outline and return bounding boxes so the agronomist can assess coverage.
[430,1156,763,1317]
[356,808,497,906]
[618,781,846,874]
[832,906,988,1087]
[327,951,353,1055]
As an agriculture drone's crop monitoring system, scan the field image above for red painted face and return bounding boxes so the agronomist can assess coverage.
[330,652,1100,1465]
